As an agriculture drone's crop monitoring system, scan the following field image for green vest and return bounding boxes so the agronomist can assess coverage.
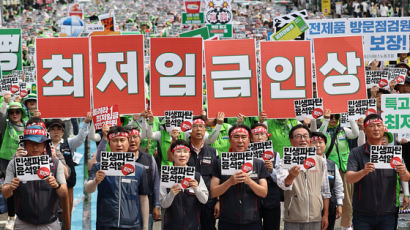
[0,123,23,160]
[324,128,350,172]
[160,130,184,166]
[208,123,230,156]
[226,117,254,127]
[267,119,299,158]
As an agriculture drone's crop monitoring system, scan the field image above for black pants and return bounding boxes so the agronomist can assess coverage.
[201,199,217,230]
[261,206,280,230]
[6,195,15,217]
[325,201,337,230]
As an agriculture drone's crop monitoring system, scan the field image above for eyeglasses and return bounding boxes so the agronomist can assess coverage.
[9,110,21,115]
[192,124,205,129]
[293,134,310,140]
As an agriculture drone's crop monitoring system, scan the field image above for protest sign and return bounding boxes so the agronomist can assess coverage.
[339,112,350,128]
[381,94,410,135]
[260,40,313,118]
[387,68,407,85]
[305,18,410,61]
[182,0,204,24]
[0,29,22,75]
[100,152,135,176]
[370,145,402,169]
[204,0,232,38]
[150,38,203,115]
[366,68,407,90]
[282,147,317,171]
[68,3,84,19]
[179,27,210,40]
[221,152,253,175]
[0,74,18,93]
[15,155,50,181]
[160,165,195,188]
[322,0,331,15]
[37,37,91,118]
[294,98,324,120]
[204,39,258,118]
[347,99,377,120]
[271,16,308,41]
[92,105,121,130]
[273,10,308,40]
[164,110,193,132]
[247,140,274,161]
[91,35,145,114]
[314,36,367,113]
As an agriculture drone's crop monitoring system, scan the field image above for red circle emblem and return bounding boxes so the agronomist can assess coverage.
[378,79,388,88]
[303,158,316,170]
[390,157,402,169]
[181,121,192,132]
[312,108,324,119]
[262,151,274,161]
[241,162,253,173]
[37,167,51,180]
[121,164,135,176]
[181,178,191,189]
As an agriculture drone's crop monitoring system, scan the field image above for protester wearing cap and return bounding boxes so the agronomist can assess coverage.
[128,126,161,230]
[2,125,70,230]
[250,122,282,230]
[346,114,410,229]
[160,139,208,230]
[0,100,27,228]
[311,132,344,230]
[277,124,331,230]
[86,126,149,230]
[21,93,38,118]
[47,112,93,214]
[187,117,219,230]
[210,124,269,229]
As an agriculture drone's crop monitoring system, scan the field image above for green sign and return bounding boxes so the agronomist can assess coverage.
[207,24,232,38]
[179,27,210,40]
[381,94,410,134]
[271,16,308,41]
[182,13,204,24]
[0,29,22,75]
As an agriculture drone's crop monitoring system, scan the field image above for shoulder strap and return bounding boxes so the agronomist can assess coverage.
[325,126,342,158]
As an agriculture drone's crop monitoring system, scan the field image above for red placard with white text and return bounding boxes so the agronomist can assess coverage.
[91,35,145,114]
[204,39,258,118]
[260,41,313,118]
[36,37,91,118]
[150,38,203,115]
[314,36,367,113]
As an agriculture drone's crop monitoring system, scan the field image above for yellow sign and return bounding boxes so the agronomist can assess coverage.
[322,0,331,16]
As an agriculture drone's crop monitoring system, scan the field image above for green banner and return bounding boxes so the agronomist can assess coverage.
[179,27,210,40]
[207,24,232,38]
[271,16,308,41]
[0,28,22,75]
[182,13,204,24]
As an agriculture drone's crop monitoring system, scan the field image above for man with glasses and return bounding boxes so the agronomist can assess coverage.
[187,118,219,230]
[277,124,331,230]
[346,114,410,230]
[210,124,269,230]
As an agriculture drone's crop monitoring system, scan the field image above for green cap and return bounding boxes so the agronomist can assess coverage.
[7,102,27,119]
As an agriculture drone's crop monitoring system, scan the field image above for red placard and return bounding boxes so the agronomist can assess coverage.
[260,41,313,118]
[92,105,121,130]
[36,37,91,118]
[314,36,367,113]
[91,35,145,114]
[204,39,258,118]
[150,38,203,115]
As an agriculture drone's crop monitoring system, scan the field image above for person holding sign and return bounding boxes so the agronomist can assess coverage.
[160,139,208,230]
[0,100,28,229]
[311,132,344,230]
[85,126,149,230]
[346,114,410,230]
[1,125,70,230]
[250,123,282,230]
[276,124,331,230]
[210,124,269,230]
[187,118,219,230]
[127,126,161,230]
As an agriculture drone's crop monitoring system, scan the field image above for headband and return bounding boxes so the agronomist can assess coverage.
[230,128,250,137]
[364,119,383,128]
[108,132,129,140]
[251,127,268,135]
[129,129,140,136]
[193,119,205,125]
[311,136,324,142]
[24,129,47,136]
[27,122,46,129]
[172,145,190,153]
